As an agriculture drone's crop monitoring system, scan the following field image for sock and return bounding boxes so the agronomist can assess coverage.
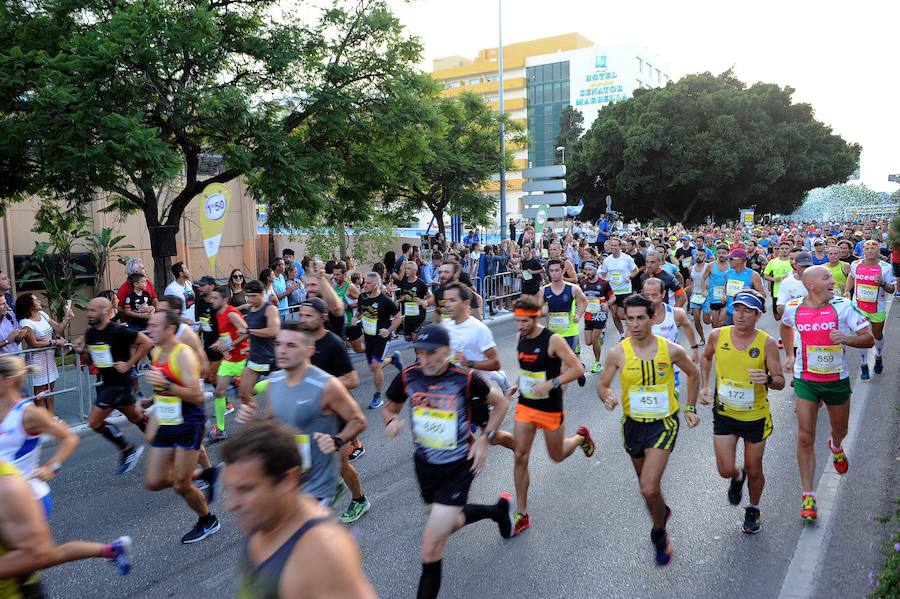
[875,337,884,357]
[860,349,868,364]
[829,437,842,452]
[373,392,381,398]
[416,560,442,599]
[462,502,502,526]
[99,423,129,451]
[733,468,745,482]
[200,512,216,525]
[214,396,226,431]
[802,491,815,498]
[101,544,116,559]
[745,503,759,509]
[650,527,665,544]
[352,495,366,503]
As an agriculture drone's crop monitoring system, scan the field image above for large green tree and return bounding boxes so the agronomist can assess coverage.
[555,105,584,158]
[567,71,860,225]
[0,0,426,286]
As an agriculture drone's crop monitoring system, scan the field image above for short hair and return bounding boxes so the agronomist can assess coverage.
[644,251,662,262]
[623,293,656,317]
[160,308,181,331]
[98,290,117,305]
[401,243,411,253]
[222,421,302,485]
[332,261,347,273]
[127,272,146,285]
[279,321,314,345]
[212,285,230,299]
[547,258,563,270]
[282,248,295,257]
[641,277,664,294]
[513,297,541,313]
[431,252,443,261]
[245,280,264,294]
[716,244,730,252]
[125,259,144,275]
[171,262,185,278]
[444,282,471,302]
[269,258,284,270]
[160,294,183,311]
[365,271,381,284]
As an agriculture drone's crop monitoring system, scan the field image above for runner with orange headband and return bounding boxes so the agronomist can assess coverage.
[509,298,594,536]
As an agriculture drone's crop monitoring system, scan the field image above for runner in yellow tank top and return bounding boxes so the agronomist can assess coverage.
[598,293,700,568]
[825,246,850,296]
[700,291,785,534]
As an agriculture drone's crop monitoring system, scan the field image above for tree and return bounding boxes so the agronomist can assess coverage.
[390,92,519,238]
[0,0,426,287]
[567,71,860,225]
[555,105,584,156]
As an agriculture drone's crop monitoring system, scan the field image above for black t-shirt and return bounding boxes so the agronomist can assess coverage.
[312,331,354,378]
[84,323,139,385]
[357,292,398,337]
[458,271,473,287]
[386,365,492,427]
[194,294,219,348]
[397,278,430,320]
[520,257,543,294]
[674,247,693,277]
[123,291,152,327]
[638,268,683,302]
[629,251,646,288]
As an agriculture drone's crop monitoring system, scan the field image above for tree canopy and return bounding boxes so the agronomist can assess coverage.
[0,0,428,285]
[567,71,860,225]
[555,105,584,156]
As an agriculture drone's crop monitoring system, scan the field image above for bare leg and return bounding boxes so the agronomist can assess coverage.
[794,397,819,493]
[513,421,537,515]
[543,425,583,462]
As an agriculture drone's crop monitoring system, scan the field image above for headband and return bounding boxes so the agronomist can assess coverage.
[514,308,541,318]
[582,261,598,270]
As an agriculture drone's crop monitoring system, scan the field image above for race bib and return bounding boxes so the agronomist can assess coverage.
[587,299,602,313]
[712,286,725,301]
[199,316,212,332]
[218,334,233,350]
[548,312,570,331]
[856,283,878,303]
[609,272,630,294]
[522,271,533,281]
[717,378,754,411]
[295,434,311,473]
[689,293,706,305]
[681,258,692,268]
[726,279,744,297]
[403,301,420,317]
[155,395,184,426]
[362,315,377,336]
[247,360,270,373]
[628,384,670,419]
[806,345,842,375]
[88,344,114,368]
[412,407,457,450]
[519,370,549,399]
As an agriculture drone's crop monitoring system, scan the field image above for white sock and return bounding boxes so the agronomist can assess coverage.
[860,348,868,364]
[802,491,816,498]
[745,502,759,509]
[875,337,884,357]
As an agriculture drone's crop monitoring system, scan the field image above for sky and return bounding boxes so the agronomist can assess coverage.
[390,0,900,193]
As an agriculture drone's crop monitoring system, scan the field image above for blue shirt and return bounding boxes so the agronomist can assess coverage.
[463,233,479,246]
[290,259,305,279]
[422,263,439,286]
[273,274,289,315]
[597,219,611,243]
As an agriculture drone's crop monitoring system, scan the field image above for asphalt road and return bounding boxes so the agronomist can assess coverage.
[40,299,899,599]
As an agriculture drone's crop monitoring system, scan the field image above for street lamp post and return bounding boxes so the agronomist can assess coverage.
[497,0,506,240]
[556,145,566,164]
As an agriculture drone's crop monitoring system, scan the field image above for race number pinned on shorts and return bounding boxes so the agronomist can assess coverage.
[295,434,312,473]
[362,315,377,336]
[519,370,549,399]
[717,378,754,411]
[856,284,878,303]
[404,302,420,317]
[412,407,457,450]
[628,385,670,419]
[88,344,114,368]
[155,395,184,426]
[806,345,842,375]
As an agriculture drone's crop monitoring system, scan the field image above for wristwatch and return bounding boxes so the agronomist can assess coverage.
[331,435,346,448]
[484,430,497,443]
[765,373,773,386]
[551,377,561,389]
[466,360,475,368]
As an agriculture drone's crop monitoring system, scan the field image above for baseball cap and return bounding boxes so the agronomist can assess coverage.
[732,291,764,313]
[197,276,217,286]
[681,234,692,241]
[299,297,328,314]
[795,251,813,267]
[728,248,748,259]
[412,325,450,350]
[813,238,824,246]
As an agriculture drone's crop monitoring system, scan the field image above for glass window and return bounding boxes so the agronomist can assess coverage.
[552,62,561,81]
[561,61,569,78]
[553,82,562,102]
[637,57,643,72]
[526,67,534,82]
[486,74,498,82]
[561,82,569,100]
[468,78,481,85]
[535,85,543,104]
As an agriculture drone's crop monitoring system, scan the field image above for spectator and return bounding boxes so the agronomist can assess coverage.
[15,293,73,415]
[163,261,196,324]
[259,268,276,305]
[393,243,411,281]
[285,263,305,308]
[463,228,479,246]
[0,270,13,308]
[423,251,442,288]
[116,258,158,307]
[509,217,519,241]
[228,268,249,312]
[270,258,300,319]
[98,290,122,323]
[121,272,156,332]
[341,254,355,273]
[383,251,396,277]
[0,295,23,353]
[597,213,612,246]
[282,248,305,278]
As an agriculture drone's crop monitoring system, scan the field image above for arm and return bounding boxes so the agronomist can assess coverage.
[337,370,360,391]
[843,273,855,298]
[21,326,63,350]
[23,405,79,482]
[674,307,699,362]
[596,344,623,410]
[228,311,249,346]
[564,261,578,283]
[673,285,687,308]
[670,343,700,427]
[123,332,154,371]
[177,328,209,382]
[698,328,720,404]
[121,302,149,321]
[751,272,767,298]
[470,346,501,371]
[573,285,588,322]
[750,337,786,391]
[314,378,367,454]
[0,476,55,578]
[548,333,585,384]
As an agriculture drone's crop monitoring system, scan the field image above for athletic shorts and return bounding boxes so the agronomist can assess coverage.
[363,335,388,364]
[217,359,246,378]
[713,410,773,443]
[403,316,425,336]
[689,300,705,311]
[246,359,277,374]
[709,301,726,311]
[515,403,564,431]
[414,454,473,507]
[621,413,679,459]
[861,311,886,324]
[95,383,136,410]
[346,324,363,341]
[561,335,578,350]
[584,317,607,331]
[614,293,632,307]
[793,377,851,406]
[152,423,204,450]
[204,346,224,363]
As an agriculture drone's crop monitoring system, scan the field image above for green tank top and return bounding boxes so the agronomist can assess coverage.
[827,262,848,295]
[334,281,352,326]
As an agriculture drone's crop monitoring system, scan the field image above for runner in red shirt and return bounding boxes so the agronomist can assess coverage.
[209,286,248,441]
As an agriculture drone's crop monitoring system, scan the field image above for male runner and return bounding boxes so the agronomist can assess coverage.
[297,298,370,522]
[209,286,249,441]
[597,293,700,566]
[825,245,850,297]
[687,250,708,343]
[541,259,588,387]
[511,298,594,535]
[763,242,795,317]
[579,260,614,374]
[143,310,222,544]
[357,272,404,408]
[641,278,701,376]
[701,244,731,328]
[398,261,431,341]
[700,291,785,533]
[225,422,376,598]
[722,249,767,326]
[780,266,874,522]
[432,262,482,324]
[547,241,579,283]
[600,237,639,337]
[846,240,896,379]
[238,280,280,409]
[382,324,515,599]
[332,260,359,339]
[78,297,152,473]
[639,251,686,308]
[519,244,545,304]
[194,276,223,386]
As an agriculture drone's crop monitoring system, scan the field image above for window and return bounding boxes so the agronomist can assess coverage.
[468,78,481,85]
[656,68,661,82]
[486,74,498,82]
[485,95,499,103]
[444,81,460,89]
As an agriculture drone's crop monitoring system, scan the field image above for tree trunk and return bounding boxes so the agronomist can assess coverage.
[434,208,446,239]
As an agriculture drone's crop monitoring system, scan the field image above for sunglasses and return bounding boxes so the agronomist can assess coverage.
[233,274,244,279]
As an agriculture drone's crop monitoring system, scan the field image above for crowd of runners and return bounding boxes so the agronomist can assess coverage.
[0,215,896,597]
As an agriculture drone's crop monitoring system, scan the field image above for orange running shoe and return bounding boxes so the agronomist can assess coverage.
[576,426,595,457]
[513,512,530,536]
[828,437,849,475]
[800,494,817,522]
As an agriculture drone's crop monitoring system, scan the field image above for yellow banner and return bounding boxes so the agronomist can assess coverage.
[198,183,231,273]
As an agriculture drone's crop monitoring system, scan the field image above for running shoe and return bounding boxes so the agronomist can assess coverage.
[391,351,404,371]
[224,402,235,416]
[873,356,883,374]
[332,480,348,506]
[108,536,132,575]
[800,494,817,522]
[727,468,746,506]
[206,427,228,443]
[742,507,761,534]
[348,442,365,462]
[828,437,849,475]
[513,512,530,536]
[118,446,144,475]
[577,373,586,387]
[591,361,603,374]
[368,395,384,409]
[497,492,516,539]
[665,504,672,524]
[339,498,371,524]
[860,364,870,381]
[650,528,673,567]
[181,515,221,544]
[576,426,595,458]
[777,339,784,350]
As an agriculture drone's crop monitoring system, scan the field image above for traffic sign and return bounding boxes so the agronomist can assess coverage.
[522,193,567,206]
[523,206,567,220]
[522,165,566,179]
[523,179,566,192]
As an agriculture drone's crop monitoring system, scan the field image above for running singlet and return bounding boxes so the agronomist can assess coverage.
[542,283,579,337]
[620,336,678,421]
[724,268,754,313]
[517,328,562,412]
[713,327,770,421]
[245,304,275,372]
[651,303,678,343]
[827,263,849,296]
[707,262,729,306]
[781,297,870,382]
[150,343,204,425]
[850,260,894,314]
[580,278,612,322]
[216,305,248,362]
[0,463,43,598]
[763,258,792,298]
[0,401,49,502]
[334,280,354,327]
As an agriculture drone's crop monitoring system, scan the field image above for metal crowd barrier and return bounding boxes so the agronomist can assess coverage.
[4,343,88,421]
[475,271,522,318]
